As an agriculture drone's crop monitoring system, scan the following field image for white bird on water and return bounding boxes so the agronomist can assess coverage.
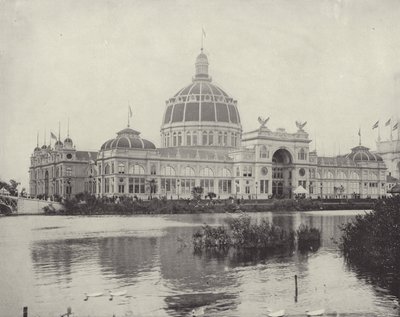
[268,309,285,317]
[83,292,104,301]
[306,308,325,316]
[191,306,205,317]
[108,290,128,301]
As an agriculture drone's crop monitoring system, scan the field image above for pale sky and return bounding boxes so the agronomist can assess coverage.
[1,0,400,189]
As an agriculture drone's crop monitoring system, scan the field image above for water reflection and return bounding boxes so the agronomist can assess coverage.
[0,211,395,317]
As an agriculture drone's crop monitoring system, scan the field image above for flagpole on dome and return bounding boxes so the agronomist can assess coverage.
[58,121,61,142]
[201,27,206,52]
[358,127,361,146]
[128,104,133,127]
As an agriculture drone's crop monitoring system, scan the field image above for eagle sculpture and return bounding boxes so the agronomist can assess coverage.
[258,116,270,128]
[296,121,307,131]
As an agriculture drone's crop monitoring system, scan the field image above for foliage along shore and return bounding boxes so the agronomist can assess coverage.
[340,196,400,274]
[44,192,376,215]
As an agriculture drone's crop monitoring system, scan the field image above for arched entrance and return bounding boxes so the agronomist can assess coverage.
[272,149,293,198]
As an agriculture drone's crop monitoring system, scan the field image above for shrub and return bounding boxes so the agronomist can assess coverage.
[297,224,321,251]
[340,196,400,272]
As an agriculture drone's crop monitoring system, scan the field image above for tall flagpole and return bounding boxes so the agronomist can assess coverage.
[128,105,130,128]
[37,131,39,148]
[67,118,70,138]
[58,121,61,141]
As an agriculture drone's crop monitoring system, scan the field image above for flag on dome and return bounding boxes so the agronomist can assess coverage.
[129,105,132,118]
[358,128,361,136]
[50,132,57,140]
[393,122,398,130]
[372,121,379,129]
[202,27,206,38]
[385,118,391,126]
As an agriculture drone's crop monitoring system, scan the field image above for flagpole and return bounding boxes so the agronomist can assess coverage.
[390,116,393,141]
[58,121,61,141]
[128,105,130,127]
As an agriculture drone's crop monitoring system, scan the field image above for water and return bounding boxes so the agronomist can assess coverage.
[0,211,398,317]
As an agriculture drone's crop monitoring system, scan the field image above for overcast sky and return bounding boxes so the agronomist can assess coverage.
[1,0,400,189]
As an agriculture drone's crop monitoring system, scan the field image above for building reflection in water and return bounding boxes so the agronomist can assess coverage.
[28,211,398,317]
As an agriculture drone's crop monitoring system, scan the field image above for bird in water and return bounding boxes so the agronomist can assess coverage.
[108,290,127,301]
[191,306,205,317]
[83,292,104,301]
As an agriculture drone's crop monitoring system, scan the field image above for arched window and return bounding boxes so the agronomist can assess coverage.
[166,133,170,147]
[104,164,110,175]
[202,131,208,145]
[173,132,177,146]
[129,164,145,175]
[224,132,228,146]
[298,148,307,160]
[326,171,334,179]
[66,167,72,176]
[209,131,214,145]
[186,132,191,146]
[150,165,157,175]
[193,132,198,145]
[163,166,176,176]
[220,168,231,177]
[218,132,223,145]
[178,132,182,146]
[236,167,240,177]
[337,171,346,179]
[231,133,235,147]
[200,167,214,177]
[183,166,195,177]
[350,172,360,180]
[118,163,125,174]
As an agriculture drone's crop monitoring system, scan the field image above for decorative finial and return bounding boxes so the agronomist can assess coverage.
[296,121,307,131]
[258,116,270,129]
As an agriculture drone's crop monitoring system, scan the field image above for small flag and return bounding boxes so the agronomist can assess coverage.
[50,132,57,140]
[129,106,133,118]
[393,122,398,130]
[358,128,361,136]
[202,27,206,38]
[385,118,391,126]
[372,121,379,129]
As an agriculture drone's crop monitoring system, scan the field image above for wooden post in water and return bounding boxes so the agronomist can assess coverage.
[23,306,28,317]
[295,275,298,302]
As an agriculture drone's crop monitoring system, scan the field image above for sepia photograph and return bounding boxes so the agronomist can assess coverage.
[0,0,400,316]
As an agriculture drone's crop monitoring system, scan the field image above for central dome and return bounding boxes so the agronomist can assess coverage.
[160,50,242,149]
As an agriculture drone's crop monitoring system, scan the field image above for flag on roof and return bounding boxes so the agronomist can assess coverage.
[372,121,379,129]
[50,132,57,140]
[385,118,391,126]
[393,122,398,130]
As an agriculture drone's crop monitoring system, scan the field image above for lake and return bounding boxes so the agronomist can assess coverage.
[0,210,398,317]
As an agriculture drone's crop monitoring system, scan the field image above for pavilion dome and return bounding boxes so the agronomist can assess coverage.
[100,127,156,151]
[160,49,242,148]
[346,145,383,162]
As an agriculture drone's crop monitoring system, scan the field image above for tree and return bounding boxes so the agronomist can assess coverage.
[191,186,203,200]
[0,179,20,196]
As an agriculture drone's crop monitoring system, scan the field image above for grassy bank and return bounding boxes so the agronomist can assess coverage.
[50,193,376,215]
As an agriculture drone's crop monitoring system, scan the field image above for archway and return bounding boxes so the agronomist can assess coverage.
[272,149,293,198]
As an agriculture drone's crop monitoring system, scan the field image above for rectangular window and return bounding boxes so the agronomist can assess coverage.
[260,180,268,194]
[118,185,124,193]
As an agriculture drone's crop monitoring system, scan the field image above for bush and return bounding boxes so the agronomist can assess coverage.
[193,214,296,251]
[340,196,400,272]
[297,224,321,251]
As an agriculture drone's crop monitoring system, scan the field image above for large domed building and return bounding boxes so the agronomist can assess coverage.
[161,50,242,149]
[29,48,390,200]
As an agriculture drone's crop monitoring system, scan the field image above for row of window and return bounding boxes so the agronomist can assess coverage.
[163,131,240,147]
